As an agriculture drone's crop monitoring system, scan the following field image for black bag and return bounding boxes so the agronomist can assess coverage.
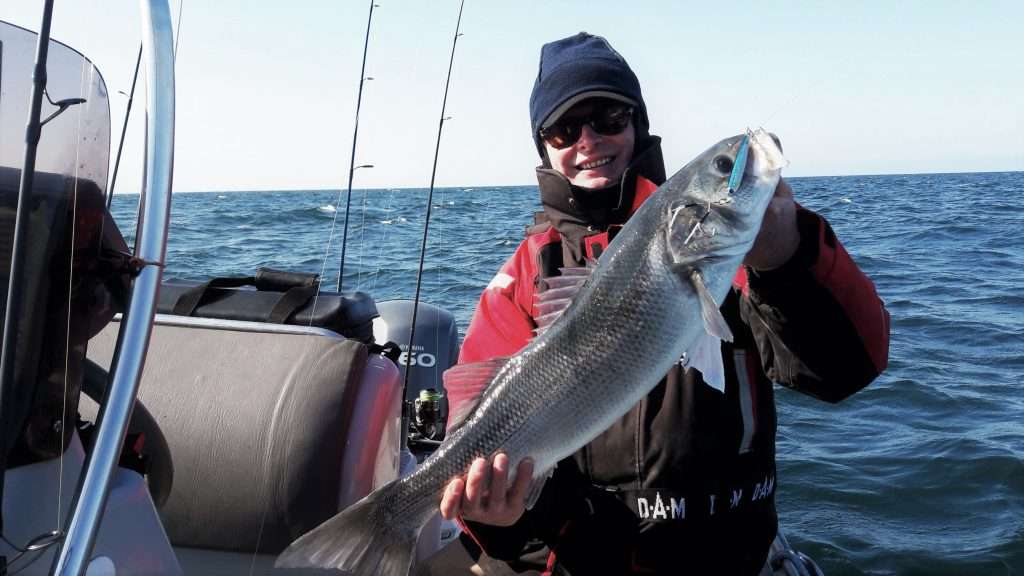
[157,268,377,342]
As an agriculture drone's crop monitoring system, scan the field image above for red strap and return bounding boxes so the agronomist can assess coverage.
[732,266,749,296]
[584,174,658,260]
[584,232,609,259]
[453,516,491,562]
[630,176,659,214]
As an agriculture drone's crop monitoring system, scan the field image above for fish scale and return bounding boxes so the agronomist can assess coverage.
[276,130,785,575]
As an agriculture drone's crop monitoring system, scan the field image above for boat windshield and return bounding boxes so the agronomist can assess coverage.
[0,19,110,190]
[1,19,112,465]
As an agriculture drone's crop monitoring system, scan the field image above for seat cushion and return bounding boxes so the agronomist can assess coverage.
[88,320,370,553]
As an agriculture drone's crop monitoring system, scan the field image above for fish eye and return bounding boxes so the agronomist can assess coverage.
[713,155,734,175]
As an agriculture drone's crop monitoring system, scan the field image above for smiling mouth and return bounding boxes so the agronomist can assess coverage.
[577,157,613,171]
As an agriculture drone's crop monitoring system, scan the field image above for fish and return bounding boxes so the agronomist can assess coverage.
[275,129,787,575]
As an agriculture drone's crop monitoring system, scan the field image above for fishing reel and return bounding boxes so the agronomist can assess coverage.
[409,388,446,443]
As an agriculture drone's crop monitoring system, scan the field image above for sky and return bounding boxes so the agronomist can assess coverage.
[2,0,1022,192]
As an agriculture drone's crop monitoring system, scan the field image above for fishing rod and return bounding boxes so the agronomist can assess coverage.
[174,0,184,60]
[335,0,378,292]
[0,3,57,568]
[107,45,141,208]
[107,0,182,210]
[402,0,466,433]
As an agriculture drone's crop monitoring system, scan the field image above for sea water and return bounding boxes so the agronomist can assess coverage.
[110,171,1024,575]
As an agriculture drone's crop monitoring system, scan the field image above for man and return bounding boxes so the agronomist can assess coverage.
[439,32,890,575]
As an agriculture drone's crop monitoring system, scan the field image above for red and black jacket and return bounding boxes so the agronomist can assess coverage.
[457,138,890,575]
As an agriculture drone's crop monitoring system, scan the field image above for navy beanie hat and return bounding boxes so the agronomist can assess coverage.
[529,32,649,156]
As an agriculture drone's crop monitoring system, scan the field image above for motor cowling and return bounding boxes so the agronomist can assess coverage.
[372,300,459,444]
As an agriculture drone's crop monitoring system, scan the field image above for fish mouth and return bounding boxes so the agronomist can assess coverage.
[576,156,614,171]
[746,129,788,176]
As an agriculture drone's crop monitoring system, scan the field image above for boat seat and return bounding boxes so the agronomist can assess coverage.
[86,315,403,555]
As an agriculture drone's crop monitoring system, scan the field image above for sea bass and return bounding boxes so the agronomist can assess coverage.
[276,129,787,575]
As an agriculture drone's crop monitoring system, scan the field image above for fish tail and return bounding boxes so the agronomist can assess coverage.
[275,480,427,576]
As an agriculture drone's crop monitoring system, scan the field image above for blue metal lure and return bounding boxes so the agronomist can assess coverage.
[728,132,750,193]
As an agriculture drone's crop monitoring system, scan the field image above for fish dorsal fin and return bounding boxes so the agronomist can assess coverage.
[689,269,734,342]
[542,274,588,290]
[533,266,594,337]
[560,264,595,276]
[443,357,509,432]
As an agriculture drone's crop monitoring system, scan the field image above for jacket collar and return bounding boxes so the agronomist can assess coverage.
[534,135,666,240]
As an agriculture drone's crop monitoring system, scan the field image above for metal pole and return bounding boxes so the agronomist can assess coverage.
[53,0,175,572]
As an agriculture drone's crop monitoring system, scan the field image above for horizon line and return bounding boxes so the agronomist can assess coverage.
[108,168,1023,195]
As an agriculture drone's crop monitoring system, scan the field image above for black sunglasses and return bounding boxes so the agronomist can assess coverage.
[539,102,634,150]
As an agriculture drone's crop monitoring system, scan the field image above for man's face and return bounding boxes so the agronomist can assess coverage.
[542,99,636,190]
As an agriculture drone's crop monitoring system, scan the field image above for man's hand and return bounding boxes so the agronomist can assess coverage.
[744,178,800,271]
[440,454,534,527]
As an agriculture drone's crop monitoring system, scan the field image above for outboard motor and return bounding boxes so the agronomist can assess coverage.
[373,299,462,555]
[373,299,459,449]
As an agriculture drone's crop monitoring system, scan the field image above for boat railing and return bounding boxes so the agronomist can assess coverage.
[54,1,176,573]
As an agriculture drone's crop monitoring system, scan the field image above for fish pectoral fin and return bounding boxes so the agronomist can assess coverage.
[443,357,509,432]
[683,332,726,393]
[689,269,734,342]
